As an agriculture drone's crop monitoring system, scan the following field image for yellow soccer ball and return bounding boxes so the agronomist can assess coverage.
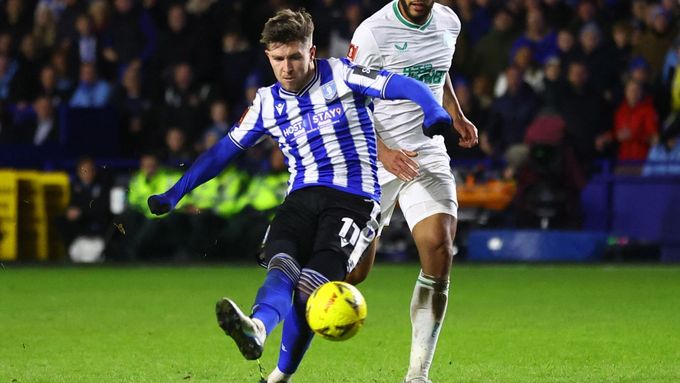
[305,281,367,341]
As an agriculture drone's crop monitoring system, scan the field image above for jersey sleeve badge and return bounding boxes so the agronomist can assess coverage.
[347,43,359,61]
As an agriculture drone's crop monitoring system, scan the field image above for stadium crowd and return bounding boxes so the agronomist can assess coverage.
[1,0,679,260]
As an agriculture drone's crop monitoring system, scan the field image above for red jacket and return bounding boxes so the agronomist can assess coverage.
[613,96,659,161]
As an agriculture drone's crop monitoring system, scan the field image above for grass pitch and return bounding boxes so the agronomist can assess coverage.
[1,264,679,383]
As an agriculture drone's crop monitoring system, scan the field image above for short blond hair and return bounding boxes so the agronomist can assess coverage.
[260,8,314,47]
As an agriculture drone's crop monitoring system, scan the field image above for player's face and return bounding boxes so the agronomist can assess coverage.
[398,0,434,24]
[266,40,316,93]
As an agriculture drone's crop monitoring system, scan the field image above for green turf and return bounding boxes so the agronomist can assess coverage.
[1,264,679,383]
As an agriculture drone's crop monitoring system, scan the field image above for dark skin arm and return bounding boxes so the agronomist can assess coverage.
[443,72,478,148]
[376,73,478,182]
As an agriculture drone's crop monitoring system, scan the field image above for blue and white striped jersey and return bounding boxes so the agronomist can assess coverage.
[228,57,394,202]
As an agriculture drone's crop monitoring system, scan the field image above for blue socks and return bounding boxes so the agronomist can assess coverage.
[276,268,329,374]
[277,292,314,374]
[252,254,301,335]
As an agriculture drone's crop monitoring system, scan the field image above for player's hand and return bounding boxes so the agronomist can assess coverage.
[422,107,453,139]
[379,147,419,182]
[454,115,478,148]
[147,194,173,216]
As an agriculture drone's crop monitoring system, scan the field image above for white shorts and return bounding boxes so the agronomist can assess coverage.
[378,154,458,234]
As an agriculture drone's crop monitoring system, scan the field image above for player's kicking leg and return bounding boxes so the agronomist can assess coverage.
[405,212,456,383]
[216,253,302,360]
[216,298,267,360]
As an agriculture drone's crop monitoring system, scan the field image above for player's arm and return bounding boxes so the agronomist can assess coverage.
[443,72,478,148]
[147,95,266,215]
[342,59,452,138]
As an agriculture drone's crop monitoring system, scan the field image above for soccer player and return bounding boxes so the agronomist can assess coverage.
[346,1,479,382]
[147,8,452,383]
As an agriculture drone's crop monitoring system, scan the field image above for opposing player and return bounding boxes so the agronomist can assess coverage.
[147,9,452,383]
[346,1,478,382]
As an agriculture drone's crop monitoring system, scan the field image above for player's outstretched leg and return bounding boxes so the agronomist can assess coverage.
[405,213,455,382]
[267,268,329,383]
[216,297,267,360]
[217,253,301,360]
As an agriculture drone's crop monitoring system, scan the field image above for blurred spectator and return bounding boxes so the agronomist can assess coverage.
[472,8,519,80]
[597,79,659,161]
[160,62,212,137]
[102,0,157,73]
[642,117,680,176]
[140,0,167,28]
[626,56,667,121]
[311,0,343,54]
[113,152,183,260]
[568,0,607,35]
[88,0,110,36]
[241,0,291,46]
[471,74,493,111]
[8,35,42,103]
[629,56,652,87]
[1,0,33,39]
[155,4,197,79]
[26,95,59,146]
[213,145,288,259]
[55,0,85,47]
[630,0,648,31]
[560,61,609,173]
[32,3,57,58]
[511,9,558,66]
[543,0,573,30]
[450,76,485,160]
[556,28,578,73]
[575,22,617,99]
[484,66,540,160]
[70,13,99,67]
[161,127,194,168]
[114,62,151,155]
[0,54,18,101]
[0,32,12,56]
[204,99,230,138]
[540,56,563,110]
[221,28,255,106]
[494,44,544,96]
[660,0,678,15]
[611,21,633,80]
[461,0,493,46]
[50,49,75,95]
[177,132,236,259]
[36,0,65,18]
[69,62,111,107]
[632,5,676,79]
[59,156,111,260]
[328,0,363,58]
[231,71,261,125]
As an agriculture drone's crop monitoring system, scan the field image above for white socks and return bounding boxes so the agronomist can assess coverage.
[267,367,292,383]
[406,270,450,381]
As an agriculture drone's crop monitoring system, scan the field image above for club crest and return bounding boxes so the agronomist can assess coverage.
[321,82,338,101]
